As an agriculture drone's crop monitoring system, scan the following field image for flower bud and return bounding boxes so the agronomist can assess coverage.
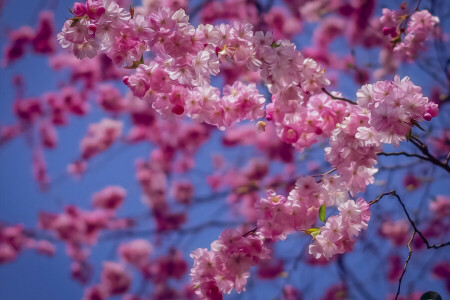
[88,24,97,34]
[72,2,87,17]
[86,0,105,21]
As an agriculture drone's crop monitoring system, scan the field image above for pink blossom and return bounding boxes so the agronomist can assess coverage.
[92,186,126,211]
[101,262,131,295]
[119,239,152,267]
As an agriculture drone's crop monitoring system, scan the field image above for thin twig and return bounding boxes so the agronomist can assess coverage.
[321,88,357,105]
[408,136,450,173]
[377,152,428,161]
[369,190,450,249]
[395,232,416,300]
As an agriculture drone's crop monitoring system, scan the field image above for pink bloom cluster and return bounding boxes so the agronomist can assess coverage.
[2,11,56,66]
[58,1,335,129]
[326,76,438,195]
[190,228,270,300]
[325,106,381,195]
[380,9,439,59]
[84,261,132,299]
[58,1,267,128]
[132,119,210,231]
[309,199,371,260]
[357,75,439,144]
[38,204,133,284]
[0,224,55,263]
[80,118,123,160]
[83,237,190,300]
[379,219,411,246]
[191,175,371,297]
[268,92,349,151]
[430,195,450,219]
[256,182,321,241]
[92,185,126,211]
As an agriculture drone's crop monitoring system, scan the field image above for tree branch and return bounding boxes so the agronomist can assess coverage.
[409,135,450,173]
[369,190,450,249]
[395,231,416,300]
[377,151,428,161]
[321,88,357,105]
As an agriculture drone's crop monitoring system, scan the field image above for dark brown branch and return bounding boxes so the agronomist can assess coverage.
[321,88,357,105]
[395,232,416,300]
[369,190,450,249]
[311,168,337,178]
[377,151,428,161]
[242,227,257,237]
[409,136,450,173]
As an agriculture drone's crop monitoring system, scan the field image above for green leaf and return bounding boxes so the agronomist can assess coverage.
[420,291,442,300]
[304,228,321,238]
[124,55,144,69]
[391,36,402,45]
[68,8,73,15]
[319,204,326,223]
[271,41,281,48]
[277,271,288,278]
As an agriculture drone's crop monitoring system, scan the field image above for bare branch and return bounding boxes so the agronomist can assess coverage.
[369,190,450,249]
[321,88,357,105]
[377,151,428,161]
[395,232,416,300]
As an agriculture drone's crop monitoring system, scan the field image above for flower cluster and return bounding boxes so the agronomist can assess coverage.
[379,219,411,246]
[190,228,270,299]
[92,185,126,211]
[0,224,55,263]
[2,11,56,66]
[357,75,438,144]
[309,199,371,260]
[256,182,321,241]
[83,262,132,299]
[58,1,335,129]
[268,92,350,151]
[326,76,438,195]
[380,9,439,59]
[191,174,372,298]
[80,118,123,160]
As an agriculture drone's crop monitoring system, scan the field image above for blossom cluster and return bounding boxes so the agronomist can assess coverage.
[309,199,371,260]
[2,11,56,66]
[326,76,438,195]
[0,224,55,263]
[190,228,270,300]
[380,8,439,59]
[80,118,123,160]
[84,241,189,300]
[58,1,333,129]
[268,92,349,151]
[37,202,134,284]
[191,175,371,298]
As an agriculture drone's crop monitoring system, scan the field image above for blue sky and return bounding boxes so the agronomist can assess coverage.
[0,0,449,299]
